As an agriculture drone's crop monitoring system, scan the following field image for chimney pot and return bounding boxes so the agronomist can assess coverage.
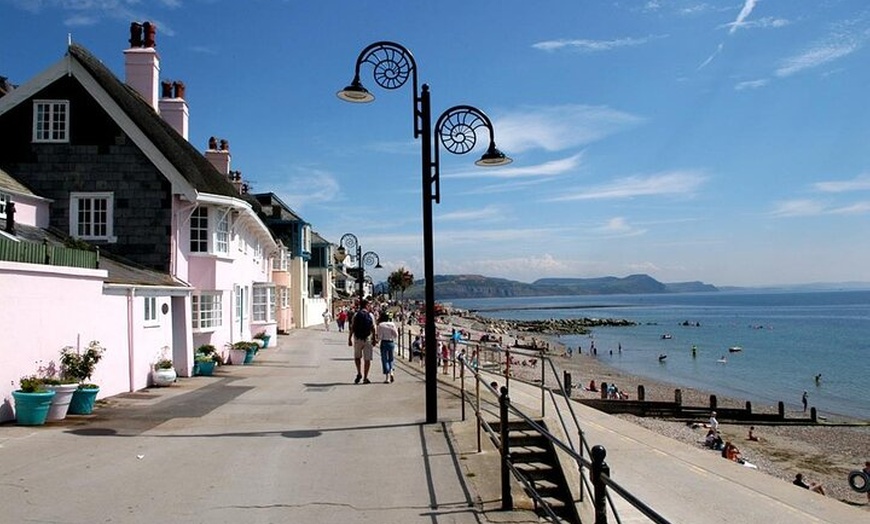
[143,21,157,48]
[219,139,229,151]
[129,22,143,48]
[173,80,185,99]
[208,136,217,150]
[161,80,172,98]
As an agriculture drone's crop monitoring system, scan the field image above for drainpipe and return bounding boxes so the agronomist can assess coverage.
[127,288,136,392]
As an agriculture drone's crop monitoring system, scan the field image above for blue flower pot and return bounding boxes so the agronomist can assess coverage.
[68,387,100,415]
[196,361,216,376]
[243,348,256,364]
[12,390,56,426]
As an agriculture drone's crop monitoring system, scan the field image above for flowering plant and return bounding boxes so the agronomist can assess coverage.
[59,340,105,385]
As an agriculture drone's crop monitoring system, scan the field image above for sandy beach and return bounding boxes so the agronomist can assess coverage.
[435,312,870,509]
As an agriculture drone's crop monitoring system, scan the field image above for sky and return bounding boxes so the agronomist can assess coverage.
[2,0,870,288]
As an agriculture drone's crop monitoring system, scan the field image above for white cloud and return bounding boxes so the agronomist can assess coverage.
[729,0,758,35]
[532,35,664,53]
[829,202,870,215]
[446,153,583,180]
[550,170,708,202]
[776,32,863,77]
[595,217,647,238]
[438,205,502,222]
[273,168,340,209]
[813,174,870,193]
[735,78,769,90]
[494,105,644,154]
[769,199,827,217]
[438,253,571,282]
[698,43,724,70]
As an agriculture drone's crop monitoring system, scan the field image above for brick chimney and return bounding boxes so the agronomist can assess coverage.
[205,137,231,175]
[158,80,189,140]
[124,21,160,110]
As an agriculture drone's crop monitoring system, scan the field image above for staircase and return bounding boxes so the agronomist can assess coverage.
[495,419,581,524]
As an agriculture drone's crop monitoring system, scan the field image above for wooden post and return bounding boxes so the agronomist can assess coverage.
[637,384,645,401]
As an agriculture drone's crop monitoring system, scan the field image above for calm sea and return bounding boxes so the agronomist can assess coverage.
[452,290,870,421]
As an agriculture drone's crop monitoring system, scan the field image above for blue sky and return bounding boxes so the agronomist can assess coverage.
[2,0,869,287]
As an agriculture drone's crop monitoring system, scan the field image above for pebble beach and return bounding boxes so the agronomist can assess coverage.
[436,311,870,509]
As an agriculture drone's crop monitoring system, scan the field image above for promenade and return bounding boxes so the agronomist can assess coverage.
[1,326,866,523]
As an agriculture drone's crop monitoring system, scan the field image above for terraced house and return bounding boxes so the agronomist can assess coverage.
[0,23,287,422]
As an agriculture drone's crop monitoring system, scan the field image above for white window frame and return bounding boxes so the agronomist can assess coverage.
[190,206,209,253]
[215,210,229,254]
[33,100,70,143]
[235,285,248,322]
[192,292,222,330]
[280,286,290,309]
[70,192,115,241]
[253,284,276,322]
[144,296,158,326]
[0,192,8,215]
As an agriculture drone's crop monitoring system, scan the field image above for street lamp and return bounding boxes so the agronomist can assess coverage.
[338,41,512,423]
[335,232,381,302]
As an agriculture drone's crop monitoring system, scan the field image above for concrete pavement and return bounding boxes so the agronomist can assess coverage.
[1,326,866,523]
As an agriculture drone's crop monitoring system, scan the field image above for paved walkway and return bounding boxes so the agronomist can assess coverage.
[1,326,866,523]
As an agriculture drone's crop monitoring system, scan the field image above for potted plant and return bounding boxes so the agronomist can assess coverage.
[227,341,253,366]
[194,344,218,376]
[152,347,177,387]
[253,330,271,348]
[38,360,79,421]
[60,340,105,415]
[12,375,56,426]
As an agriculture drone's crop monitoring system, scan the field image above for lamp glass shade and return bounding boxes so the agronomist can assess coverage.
[337,81,375,103]
[475,144,513,167]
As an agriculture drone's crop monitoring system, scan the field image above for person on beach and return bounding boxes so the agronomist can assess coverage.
[747,426,760,442]
[322,308,332,331]
[802,391,808,412]
[793,473,826,495]
[708,411,719,434]
[376,310,399,383]
[348,299,376,384]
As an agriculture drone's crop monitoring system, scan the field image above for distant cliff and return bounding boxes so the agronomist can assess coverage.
[400,274,717,300]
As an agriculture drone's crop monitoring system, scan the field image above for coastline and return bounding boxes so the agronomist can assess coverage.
[438,311,870,508]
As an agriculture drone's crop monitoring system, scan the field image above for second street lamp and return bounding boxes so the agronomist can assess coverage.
[335,233,381,302]
[338,41,512,423]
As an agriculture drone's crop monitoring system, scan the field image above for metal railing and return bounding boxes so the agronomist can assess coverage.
[454,340,672,524]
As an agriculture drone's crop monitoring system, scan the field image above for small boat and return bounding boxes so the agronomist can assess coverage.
[717,357,728,364]
[728,346,743,353]
[661,334,672,340]
[658,354,667,362]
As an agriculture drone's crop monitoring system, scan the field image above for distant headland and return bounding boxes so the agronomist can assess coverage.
[398,274,719,300]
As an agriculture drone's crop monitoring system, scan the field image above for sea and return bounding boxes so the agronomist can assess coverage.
[451,289,870,421]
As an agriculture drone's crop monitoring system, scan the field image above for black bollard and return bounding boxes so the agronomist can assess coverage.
[600,382,608,400]
[591,445,609,524]
[710,394,718,410]
[778,401,785,419]
[810,406,817,423]
[745,401,752,414]
[674,388,682,406]
[637,384,645,401]
[564,371,572,397]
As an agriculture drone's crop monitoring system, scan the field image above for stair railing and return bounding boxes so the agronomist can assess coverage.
[456,344,672,524]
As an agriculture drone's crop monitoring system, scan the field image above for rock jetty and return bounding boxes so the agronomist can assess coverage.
[455,311,635,336]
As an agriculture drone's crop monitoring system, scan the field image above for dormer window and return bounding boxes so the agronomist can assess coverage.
[33,100,69,143]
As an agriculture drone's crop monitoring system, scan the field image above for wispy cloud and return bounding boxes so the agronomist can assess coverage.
[813,174,870,193]
[446,153,583,180]
[698,43,724,70]
[594,217,647,238]
[494,105,644,154]
[729,0,759,34]
[769,199,829,217]
[10,0,181,29]
[776,24,866,77]
[550,170,708,202]
[438,205,503,222]
[272,168,340,209]
[532,35,665,53]
[735,78,769,90]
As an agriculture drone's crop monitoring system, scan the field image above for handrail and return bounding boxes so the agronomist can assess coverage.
[455,343,672,524]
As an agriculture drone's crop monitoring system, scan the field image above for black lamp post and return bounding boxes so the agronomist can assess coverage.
[335,232,381,302]
[338,41,512,423]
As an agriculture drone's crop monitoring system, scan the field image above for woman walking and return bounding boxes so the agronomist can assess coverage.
[376,310,399,383]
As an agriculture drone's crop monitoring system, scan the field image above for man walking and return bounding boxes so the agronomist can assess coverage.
[348,300,376,384]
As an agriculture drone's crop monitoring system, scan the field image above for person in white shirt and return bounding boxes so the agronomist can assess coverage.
[376,310,399,383]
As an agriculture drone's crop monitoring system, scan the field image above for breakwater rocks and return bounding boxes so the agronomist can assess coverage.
[458,312,635,336]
